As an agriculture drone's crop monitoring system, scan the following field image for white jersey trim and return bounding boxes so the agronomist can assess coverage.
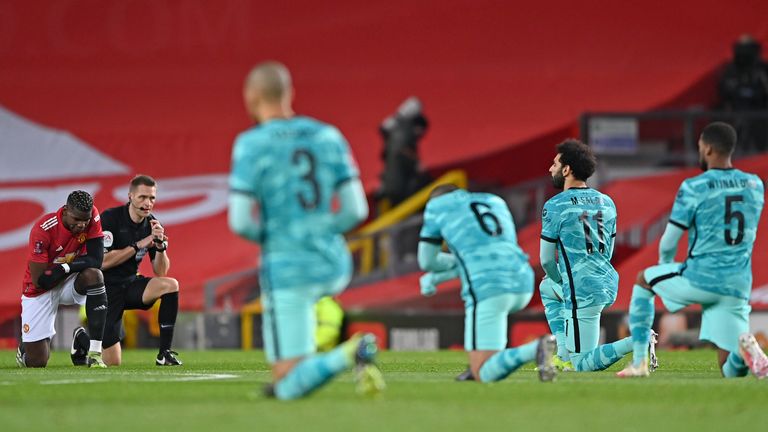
[40,216,58,231]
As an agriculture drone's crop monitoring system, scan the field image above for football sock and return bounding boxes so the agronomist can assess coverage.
[274,346,351,400]
[478,339,538,382]
[541,289,569,361]
[158,292,179,352]
[722,352,749,378]
[628,284,655,366]
[89,340,102,353]
[570,337,632,371]
[85,283,107,352]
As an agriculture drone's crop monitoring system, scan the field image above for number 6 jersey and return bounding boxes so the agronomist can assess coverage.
[229,116,359,290]
[419,190,533,304]
[669,168,764,300]
[541,187,618,310]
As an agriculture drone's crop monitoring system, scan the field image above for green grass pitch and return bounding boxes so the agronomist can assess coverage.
[1,349,766,432]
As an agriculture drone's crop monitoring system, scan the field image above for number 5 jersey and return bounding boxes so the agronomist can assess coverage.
[668,168,764,300]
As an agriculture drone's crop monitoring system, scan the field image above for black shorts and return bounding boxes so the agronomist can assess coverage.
[103,276,155,348]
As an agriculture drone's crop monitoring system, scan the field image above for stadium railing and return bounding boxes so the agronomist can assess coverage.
[580,109,768,179]
[347,169,468,278]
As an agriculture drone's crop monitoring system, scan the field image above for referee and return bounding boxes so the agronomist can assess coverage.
[71,175,182,366]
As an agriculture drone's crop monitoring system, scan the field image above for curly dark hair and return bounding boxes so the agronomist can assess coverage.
[66,190,93,213]
[556,139,596,181]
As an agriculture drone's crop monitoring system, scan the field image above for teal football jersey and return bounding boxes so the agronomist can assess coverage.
[541,187,618,309]
[420,190,534,304]
[229,116,359,289]
[669,168,764,299]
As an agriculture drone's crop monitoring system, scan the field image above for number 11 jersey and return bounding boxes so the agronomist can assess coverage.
[229,116,360,290]
[669,168,764,300]
[541,187,618,310]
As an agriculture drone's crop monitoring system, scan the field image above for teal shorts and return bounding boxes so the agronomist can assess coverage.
[464,292,533,351]
[261,274,349,364]
[644,263,750,353]
[540,278,610,354]
[565,304,605,354]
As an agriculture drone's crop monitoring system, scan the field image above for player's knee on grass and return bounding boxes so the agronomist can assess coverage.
[272,358,302,382]
[103,344,121,366]
[717,349,730,369]
[24,341,50,368]
[469,351,495,381]
[74,268,104,294]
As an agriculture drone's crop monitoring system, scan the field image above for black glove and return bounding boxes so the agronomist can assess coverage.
[37,264,69,291]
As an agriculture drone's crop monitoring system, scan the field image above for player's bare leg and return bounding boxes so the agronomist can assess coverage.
[141,277,179,304]
[272,357,303,382]
[469,350,496,381]
[20,339,50,367]
[717,349,729,370]
[102,342,122,366]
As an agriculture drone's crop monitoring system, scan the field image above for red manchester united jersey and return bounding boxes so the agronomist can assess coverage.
[22,206,103,297]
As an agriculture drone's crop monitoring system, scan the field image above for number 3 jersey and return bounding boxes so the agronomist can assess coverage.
[669,168,764,300]
[420,190,533,304]
[541,188,618,309]
[229,116,360,289]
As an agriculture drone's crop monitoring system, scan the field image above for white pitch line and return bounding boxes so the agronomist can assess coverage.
[41,378,106,385]
[36,373,239,385]
[159,373,238,382]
